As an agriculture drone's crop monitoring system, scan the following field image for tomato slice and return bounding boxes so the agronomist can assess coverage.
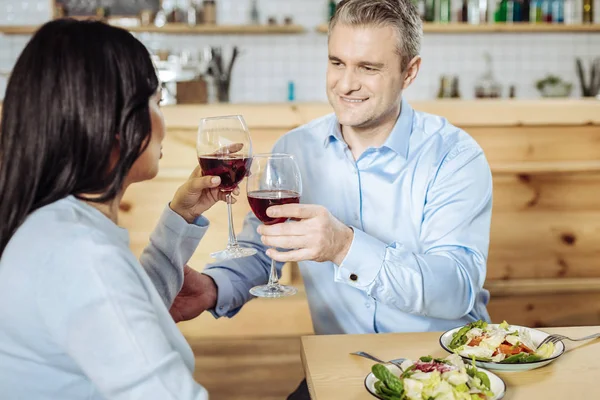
[468,336,483,346]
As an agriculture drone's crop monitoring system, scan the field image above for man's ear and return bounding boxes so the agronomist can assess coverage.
[402,56,422,89]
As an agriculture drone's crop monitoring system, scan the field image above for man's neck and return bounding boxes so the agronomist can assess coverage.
[341,103,401,161]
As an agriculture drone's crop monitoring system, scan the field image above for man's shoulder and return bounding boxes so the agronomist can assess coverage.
[412,108,483,154]
[277,113,336,147]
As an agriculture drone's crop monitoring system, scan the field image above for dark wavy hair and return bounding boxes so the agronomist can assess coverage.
[0,19,159,255]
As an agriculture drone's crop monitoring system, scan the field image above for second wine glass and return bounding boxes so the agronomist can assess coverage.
[247,153,302,298]
[197,114,257,261]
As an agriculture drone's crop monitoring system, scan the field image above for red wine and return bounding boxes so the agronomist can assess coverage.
[198,155,251,192]
[248,190,300,225]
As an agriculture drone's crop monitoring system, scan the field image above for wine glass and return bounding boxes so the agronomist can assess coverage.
[197,115,257,261]
[246,153,302,298]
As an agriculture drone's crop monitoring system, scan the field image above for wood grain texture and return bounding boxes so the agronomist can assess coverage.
[191,336,305,400]
[487,293,600,328]
[469,125,600,163]
[486,278,600,297]
[492,174,600,212]
[179,289,313,339]
[301,326,600,400]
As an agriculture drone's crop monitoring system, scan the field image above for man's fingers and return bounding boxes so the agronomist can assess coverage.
[266,248,313,263]
[260,234,307,250]
[257,220,305,236]
[266,204,322,220]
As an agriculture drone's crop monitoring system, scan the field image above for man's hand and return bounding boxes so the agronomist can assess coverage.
[256,204,354,265]
[169,265,218,323]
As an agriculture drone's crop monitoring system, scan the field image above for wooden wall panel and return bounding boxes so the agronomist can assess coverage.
[488,292,600,328]
[117,113,600,332]
[469,125,600,163]
[492,174,600,212]
[485,173,600,281]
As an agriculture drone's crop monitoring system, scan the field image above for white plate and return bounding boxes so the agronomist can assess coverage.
[439,324,565,372]
[364,361,506,400]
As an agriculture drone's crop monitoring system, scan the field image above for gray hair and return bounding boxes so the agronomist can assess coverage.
[328,0,423,70]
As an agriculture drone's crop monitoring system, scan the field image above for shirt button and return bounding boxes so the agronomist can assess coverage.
[350,273,358,281]
[365,303,371,308]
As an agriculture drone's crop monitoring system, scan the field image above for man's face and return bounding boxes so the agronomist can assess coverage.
[326,23,415,130]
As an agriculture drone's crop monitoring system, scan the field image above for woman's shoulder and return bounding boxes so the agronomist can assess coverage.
[2,196,133,274]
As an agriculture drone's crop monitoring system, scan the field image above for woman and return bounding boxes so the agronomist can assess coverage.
[0,19,224,399]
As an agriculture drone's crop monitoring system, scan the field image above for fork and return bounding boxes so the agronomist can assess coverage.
[537,332,600,349]
[350,351,406,372]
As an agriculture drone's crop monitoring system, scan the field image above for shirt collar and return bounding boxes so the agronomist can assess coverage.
[323,97,414,159]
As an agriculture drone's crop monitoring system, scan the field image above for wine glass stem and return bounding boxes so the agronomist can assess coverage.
[268,255,279,286]
[226,193,238,247]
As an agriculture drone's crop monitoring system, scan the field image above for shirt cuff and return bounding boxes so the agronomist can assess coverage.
[202,268,239,318]
[335,227,387,289]
[160,204,209,241]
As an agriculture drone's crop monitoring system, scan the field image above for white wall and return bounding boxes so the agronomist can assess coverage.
[0,0,598,103]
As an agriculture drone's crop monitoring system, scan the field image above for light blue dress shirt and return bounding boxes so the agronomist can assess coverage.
[204,98,493,335]
[0,196,209,399]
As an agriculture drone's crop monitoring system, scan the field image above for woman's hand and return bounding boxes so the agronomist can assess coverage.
[169,166,238,223]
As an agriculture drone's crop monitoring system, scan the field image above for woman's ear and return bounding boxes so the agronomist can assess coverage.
[109,134,121,164]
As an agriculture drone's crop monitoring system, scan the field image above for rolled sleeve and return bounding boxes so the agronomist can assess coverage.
[335,227,387,289]
[139,206,210,307]
[158,205,209,244]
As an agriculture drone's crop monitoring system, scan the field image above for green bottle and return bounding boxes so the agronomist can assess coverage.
[494,0,504,22]
[328,0,337,20]
[425,0,435,21]
[437,0,451,22]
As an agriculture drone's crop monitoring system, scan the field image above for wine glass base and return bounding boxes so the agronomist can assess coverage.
[250,284,297,298]
[211,246,257,261]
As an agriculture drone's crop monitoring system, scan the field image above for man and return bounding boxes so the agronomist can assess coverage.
[172,0,493,398]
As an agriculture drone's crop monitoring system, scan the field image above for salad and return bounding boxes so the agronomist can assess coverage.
[447,320,555,363]
[371,354,495,400]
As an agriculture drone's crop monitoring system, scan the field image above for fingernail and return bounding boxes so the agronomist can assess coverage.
[267,207,277,217]
[211,177,220,184]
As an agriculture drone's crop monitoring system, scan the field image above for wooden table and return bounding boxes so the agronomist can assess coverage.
[301,326,600,399]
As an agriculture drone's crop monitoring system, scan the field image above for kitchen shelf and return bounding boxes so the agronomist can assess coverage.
[316,22,600,33]
[0,23,305,35]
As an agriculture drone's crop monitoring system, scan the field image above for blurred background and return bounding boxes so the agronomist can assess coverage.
[0,0,599,103]
[1,1,599,399]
